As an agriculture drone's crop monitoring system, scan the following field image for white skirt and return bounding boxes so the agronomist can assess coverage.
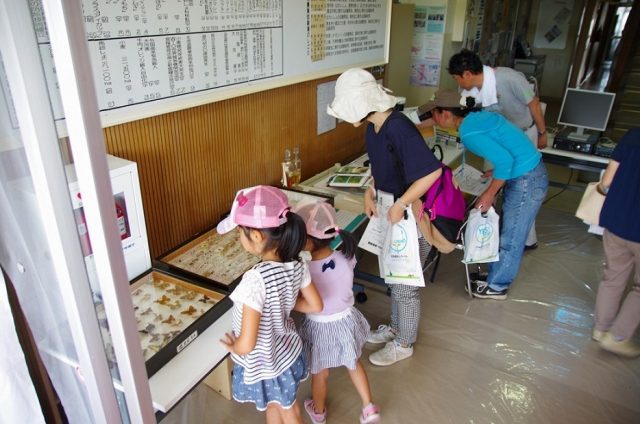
[299,306,370,374]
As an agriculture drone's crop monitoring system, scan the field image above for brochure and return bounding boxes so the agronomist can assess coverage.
[328,174,372,188]
[452,164,491,196]
[334,165,371,176]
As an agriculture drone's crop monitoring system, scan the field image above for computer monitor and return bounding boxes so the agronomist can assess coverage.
[557,88,615,141]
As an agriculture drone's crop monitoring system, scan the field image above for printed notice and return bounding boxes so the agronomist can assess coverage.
[307,0,385,61]
[30,0,284,119]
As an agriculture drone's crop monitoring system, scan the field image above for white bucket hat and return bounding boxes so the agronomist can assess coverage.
[327,68,397,124]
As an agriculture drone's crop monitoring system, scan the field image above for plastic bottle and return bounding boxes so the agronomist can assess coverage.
[290,146,302,186]
[282,148,292,187]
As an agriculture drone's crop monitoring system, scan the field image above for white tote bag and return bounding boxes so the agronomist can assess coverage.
[462,207,500,264]
[575,182,605,226]
[381,208,425,287]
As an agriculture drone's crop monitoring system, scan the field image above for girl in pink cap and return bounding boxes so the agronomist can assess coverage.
[294,200,381,424]
[218,185,323,424]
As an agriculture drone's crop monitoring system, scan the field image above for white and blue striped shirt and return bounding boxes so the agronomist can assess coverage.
[229,260,310,384]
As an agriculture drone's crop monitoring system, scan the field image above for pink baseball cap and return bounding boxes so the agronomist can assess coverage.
[216,185,291,234]
[293,200,339,239]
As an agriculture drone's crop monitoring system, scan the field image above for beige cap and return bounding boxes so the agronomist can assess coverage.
[327,68,397,124]
[417,89,466,117]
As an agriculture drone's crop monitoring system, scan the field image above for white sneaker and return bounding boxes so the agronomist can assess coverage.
[367,324,396,344]
[369,341,413,366]
[599,332,640,358]
[592,329,606,342]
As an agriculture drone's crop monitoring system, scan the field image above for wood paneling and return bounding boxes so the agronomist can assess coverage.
[103,76,367,258]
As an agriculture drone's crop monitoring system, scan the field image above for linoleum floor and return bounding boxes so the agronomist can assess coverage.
[163,205,640,424]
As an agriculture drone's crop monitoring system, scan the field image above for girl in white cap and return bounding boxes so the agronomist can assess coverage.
[294,200,381,424]
[218,185,323,424]
[327,68,443,367]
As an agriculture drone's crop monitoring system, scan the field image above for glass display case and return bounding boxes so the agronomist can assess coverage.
[155,188,333,291]
[156,227,261,292]
[97,268,230,378]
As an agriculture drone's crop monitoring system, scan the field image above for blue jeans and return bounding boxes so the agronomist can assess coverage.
[488,161,548,291]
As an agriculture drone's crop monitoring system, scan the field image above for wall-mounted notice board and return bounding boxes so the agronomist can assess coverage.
[30,0,391,130]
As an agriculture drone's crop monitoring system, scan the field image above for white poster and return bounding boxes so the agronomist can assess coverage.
[411,5,447,87]
[533,0,573,49]
[316,80,336,135]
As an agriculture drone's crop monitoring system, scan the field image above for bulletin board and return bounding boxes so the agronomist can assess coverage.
[29,0,391,130]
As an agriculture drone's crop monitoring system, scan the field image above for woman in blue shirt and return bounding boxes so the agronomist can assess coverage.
[421,90,548,299]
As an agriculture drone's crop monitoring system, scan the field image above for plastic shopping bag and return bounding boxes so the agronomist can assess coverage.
[381,208,425,287]
[462,207,500,264]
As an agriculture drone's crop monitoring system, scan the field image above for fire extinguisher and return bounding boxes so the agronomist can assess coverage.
[115,201,128,240]
[74,207,93,257]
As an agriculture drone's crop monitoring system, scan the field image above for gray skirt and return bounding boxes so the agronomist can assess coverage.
[300,306,370,374]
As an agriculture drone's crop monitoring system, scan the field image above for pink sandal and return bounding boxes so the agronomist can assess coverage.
[304,399,327,424]
[360,403,381,424]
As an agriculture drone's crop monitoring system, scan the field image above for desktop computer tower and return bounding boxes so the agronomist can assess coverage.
[553,129,599,154]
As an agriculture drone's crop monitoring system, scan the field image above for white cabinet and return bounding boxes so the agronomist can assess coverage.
[65,155,151,288]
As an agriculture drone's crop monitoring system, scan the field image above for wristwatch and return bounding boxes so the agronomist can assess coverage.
[537,129,547,136]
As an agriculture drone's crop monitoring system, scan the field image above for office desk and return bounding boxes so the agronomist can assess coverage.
[541,146,609,191]
[541,147,609,172]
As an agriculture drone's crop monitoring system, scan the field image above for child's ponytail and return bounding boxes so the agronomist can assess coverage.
[263,211,307,262]
[336,229,357,260]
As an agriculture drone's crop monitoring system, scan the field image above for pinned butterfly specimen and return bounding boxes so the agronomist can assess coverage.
[162,314,176,324]
[181,305,198,316]
[155,295,171,305]
[168,300,182,310]
[140,307,154,316]
[139,323,155,334]
[153,280,170,290]
[181,291,198,301]
[167,285,185,295]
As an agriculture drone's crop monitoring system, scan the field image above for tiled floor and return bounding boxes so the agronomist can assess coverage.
[163,201,640,423]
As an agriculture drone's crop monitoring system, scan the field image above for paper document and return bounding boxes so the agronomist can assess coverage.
[335,209,360,229]
[402,107,421,124]
[358,191,394,255]
[452,164,491,196]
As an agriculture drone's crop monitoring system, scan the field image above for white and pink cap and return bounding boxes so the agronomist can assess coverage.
[294,200,339,240]
[217,185,291,234]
